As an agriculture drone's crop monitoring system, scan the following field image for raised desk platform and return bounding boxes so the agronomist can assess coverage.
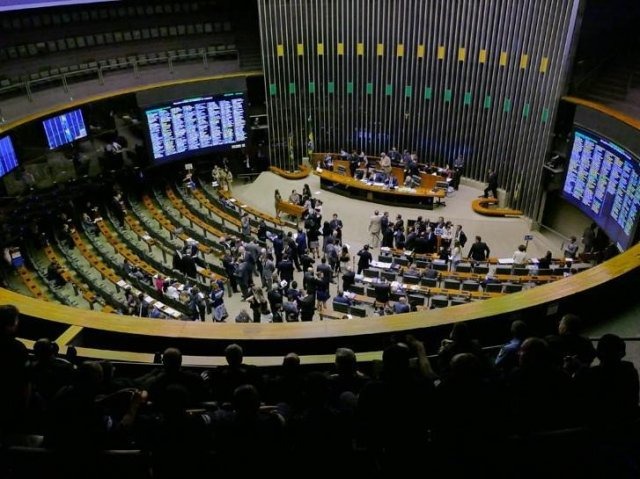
[472,197,523,217]
[314,169,446,210]
[269,164,311,179]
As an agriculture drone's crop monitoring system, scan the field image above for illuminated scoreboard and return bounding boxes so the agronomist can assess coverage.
[563,128,640,250]
[145,92,246,162]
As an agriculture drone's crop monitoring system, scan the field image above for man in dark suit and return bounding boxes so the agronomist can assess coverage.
[468,236,491,262]
[483,169,498,198]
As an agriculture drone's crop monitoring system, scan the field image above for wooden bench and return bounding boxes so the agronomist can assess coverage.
[472,198,523,217]
[16,265,48,300]
[269,164,311,179]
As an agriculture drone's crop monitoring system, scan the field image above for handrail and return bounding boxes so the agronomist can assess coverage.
[0,49,240,104]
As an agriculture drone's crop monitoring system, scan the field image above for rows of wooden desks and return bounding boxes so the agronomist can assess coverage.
[16,265,48,301]
[355,276,505,301]
[71,228,183,319]
[217,189,288,230]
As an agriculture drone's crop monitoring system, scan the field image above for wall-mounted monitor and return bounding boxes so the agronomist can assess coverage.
[43,108,88,150]
[562,127,640,251]
[0,135,19,178]
[143,92,247,164]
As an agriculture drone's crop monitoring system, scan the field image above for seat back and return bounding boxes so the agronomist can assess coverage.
[415,259,430,269]
[443,279,460,291]
[496,266,513,275]
[377,255,393,263]
[462,281,480,292]
[381,271,397,281]
[456,263,472,273]
[349,284,365,295]
[513,267,529,276]
[363,269,379,279]
[421,277,438,288]
[332,301,350,314]
[484,282,503,293]
[504,283,523,293]
[431,296,449,308]
[408,294,425,307]
[394,257,410,267]
[403,274,420,285]
[473,264,489,275]
[350,305,367,317]
[432,261,448,271]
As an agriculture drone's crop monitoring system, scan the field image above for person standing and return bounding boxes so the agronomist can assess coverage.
[368,210,382,248]
[581,223,597,254]
[357,244,373,274]
[449,240,463,271]
[274,189,282,218]
[468,236,490,262]
[454,224,468,249]
[564,236,579,259]
[452,155,464,190]
[483,169,498,199]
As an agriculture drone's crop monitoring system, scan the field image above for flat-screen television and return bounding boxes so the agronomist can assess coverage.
[143,92,247,164]
[562,127,640,251]
[0,135,19,177]
[43,108,88,150]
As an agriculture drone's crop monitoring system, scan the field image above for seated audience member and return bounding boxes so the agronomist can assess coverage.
[333,290,353,306]
[494,320,529,375]
[141,347,207,407]
[47,261,66,287]
[209,344,262,404]
[373,281,391,309]
[393,296,411,314]
[438,322,486,377]
[537,250,553,270]
[553,313,597,375]
[29,338,74,404]
[328,348,369,405]
[323,154,334,170]
[507,337,574,432]
[575,334,639,429]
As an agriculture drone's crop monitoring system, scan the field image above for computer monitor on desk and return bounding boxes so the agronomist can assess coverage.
[435,181,449,191]
[337,165,347,175]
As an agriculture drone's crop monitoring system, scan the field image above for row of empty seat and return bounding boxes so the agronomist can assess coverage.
[0,22,232,63]
[1,1,218,33]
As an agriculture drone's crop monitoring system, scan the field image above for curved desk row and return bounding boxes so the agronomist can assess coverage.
[472,198,523,217]
[3,240,638,364]
[269,164,311,179]
[314,169,446,210]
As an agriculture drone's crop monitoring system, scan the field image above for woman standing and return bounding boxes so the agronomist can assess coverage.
[449,240,462,271]
[274,189,282,218]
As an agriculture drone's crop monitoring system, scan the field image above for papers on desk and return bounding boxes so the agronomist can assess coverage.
[404,250,414,257]
[498,258,514,264]
[142,235,152,241]
[344,291,356,300]
[370,260,392,269]
[380,247,391,253]
[230,198,237,202]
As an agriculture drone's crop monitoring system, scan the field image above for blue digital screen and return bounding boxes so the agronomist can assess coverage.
[562,128,640,251]
[43,108,87,150]
[144,92,246,163]
[0,136,19,177]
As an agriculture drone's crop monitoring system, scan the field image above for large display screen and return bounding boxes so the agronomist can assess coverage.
[144,92,246,163]
[562,127,640,250]
[0,136,19,177]
[43,108,88,150]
